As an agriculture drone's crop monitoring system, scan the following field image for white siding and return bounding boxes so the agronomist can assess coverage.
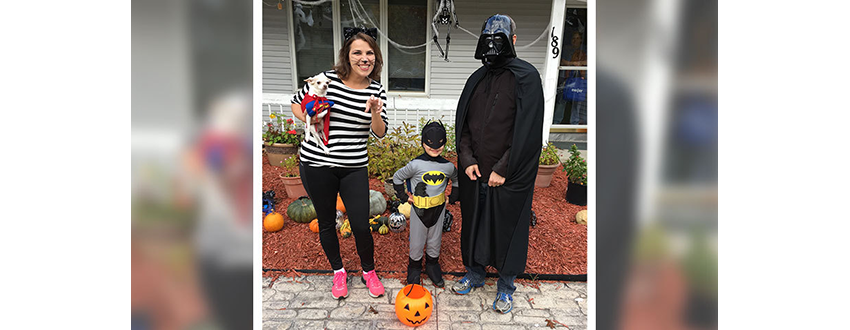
[263,5,293,94]
[427,0,552,99]
[262,0,555,130]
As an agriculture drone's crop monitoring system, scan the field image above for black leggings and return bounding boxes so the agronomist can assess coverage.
[300,164,374,271]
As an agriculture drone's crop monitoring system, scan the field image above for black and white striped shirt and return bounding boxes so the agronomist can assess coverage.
[291,70,388,168]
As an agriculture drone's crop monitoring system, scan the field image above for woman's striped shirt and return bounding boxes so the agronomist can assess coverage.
[291,70,388,168]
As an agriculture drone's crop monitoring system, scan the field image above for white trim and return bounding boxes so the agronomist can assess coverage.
[424,0,432,96]
[380,0,388,85]
[287,1,299,92]
[558,66,588,70]
[333,0,342,57]
[542,0,568,144]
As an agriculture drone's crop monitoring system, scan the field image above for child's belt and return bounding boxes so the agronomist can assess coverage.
[413,193,445,209]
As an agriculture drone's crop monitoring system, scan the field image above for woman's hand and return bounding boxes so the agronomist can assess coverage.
[365,95,382,114]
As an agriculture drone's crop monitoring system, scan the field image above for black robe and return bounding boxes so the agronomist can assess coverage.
[455,58,544,276]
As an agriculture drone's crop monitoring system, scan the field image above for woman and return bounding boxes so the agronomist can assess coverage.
[290,32,388,300]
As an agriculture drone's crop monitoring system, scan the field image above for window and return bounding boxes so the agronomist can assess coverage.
[290,0,428,93]
[553,7,588,126]
[290,1,335,89]
[387,0,427,92]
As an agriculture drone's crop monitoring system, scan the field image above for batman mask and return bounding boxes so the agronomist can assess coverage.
[474,14,517,61]
[421,121,446,149]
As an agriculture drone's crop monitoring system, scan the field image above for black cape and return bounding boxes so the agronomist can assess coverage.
[455,58,544,276]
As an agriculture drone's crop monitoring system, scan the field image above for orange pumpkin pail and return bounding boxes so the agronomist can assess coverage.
[395,284,433,326]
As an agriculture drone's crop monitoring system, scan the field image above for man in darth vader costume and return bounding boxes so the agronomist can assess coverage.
[452,14,544,314]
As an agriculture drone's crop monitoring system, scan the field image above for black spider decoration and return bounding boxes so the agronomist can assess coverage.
[431,0,458,61]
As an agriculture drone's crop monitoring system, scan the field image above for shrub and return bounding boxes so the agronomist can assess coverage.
[562,144,587,185]
[367,122,420,182]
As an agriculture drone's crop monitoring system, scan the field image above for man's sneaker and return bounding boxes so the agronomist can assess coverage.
[451,275,484,295]
[361,270,385,298]
[493,292,513,314]
[332,270,348,299]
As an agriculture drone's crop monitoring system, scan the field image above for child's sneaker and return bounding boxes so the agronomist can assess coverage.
[331,270,348,299]
[361,270,385,298]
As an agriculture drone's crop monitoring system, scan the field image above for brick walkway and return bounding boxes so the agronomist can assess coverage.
[263,275,586,329]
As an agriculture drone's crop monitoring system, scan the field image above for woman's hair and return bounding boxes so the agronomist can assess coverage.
[333,32,383,82]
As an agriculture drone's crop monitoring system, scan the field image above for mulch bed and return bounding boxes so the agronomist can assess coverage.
[262,155,587,279]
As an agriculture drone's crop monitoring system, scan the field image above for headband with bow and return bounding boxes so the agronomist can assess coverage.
[343,27,378,42]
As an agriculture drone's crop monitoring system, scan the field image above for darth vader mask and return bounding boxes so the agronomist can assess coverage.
[474,14,516,61]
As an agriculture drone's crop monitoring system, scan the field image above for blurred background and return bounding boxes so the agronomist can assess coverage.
[130,0,716,329]
[597,0,717,329]
[132,0,253,329]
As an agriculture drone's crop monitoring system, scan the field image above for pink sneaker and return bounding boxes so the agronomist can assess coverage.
[332,270,348,299]
[361,270,385,298]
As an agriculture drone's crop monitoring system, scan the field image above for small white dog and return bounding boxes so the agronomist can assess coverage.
[302,73,334,154]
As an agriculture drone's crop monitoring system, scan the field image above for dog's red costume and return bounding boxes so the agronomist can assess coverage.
[302,94,334,145]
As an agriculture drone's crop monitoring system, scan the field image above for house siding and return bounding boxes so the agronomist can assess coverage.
[262,0,554,130]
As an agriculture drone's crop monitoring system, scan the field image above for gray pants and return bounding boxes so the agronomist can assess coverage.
[408,206,445,261]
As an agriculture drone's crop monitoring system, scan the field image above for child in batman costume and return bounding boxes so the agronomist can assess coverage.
[392,121,459,287]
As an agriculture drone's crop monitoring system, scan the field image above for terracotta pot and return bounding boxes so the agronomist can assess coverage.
[566,181,587,206]
[534,164,560,188]
[265,143,298,167]
[279,174,308,198]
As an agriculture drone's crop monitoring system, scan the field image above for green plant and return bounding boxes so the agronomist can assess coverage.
[263,113,303,146]
[367,122,421,182]
[417,117,456,158]
[539,142,561,165]
[280,155,299,178]
[562,144,587,185]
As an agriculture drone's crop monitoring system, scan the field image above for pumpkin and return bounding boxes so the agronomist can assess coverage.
[263,212,284,232]
[369,215,383,232]
[340,226,352,238]
[398,202,412,219]
[336,194,346,213]
[388,212,407,233]
[378,224,389,235]
[369,190,387,217]
[576,210,588,225]
[376,215,389,226]
[395,284,433,327]
[335,210,345,230]
[287,197,316,223]
[309,219,320,233]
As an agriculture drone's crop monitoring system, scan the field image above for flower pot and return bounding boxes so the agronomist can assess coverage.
[265,143,298,167]
[279,174,308,198]
[534,164,560,188]
[566,181,587,206]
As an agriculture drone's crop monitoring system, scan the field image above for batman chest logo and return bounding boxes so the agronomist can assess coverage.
[421,171,446,186]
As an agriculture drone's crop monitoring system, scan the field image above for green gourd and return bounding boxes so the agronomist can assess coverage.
[286,197,316,223]
[368,190,387,217]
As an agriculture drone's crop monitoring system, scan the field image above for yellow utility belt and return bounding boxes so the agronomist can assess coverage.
[413,193,445,209]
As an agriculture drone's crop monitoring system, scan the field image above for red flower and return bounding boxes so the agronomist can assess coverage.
[287,130,297,134]
[287,118,294,124]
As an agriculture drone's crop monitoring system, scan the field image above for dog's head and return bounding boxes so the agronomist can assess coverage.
[305,74,331,97]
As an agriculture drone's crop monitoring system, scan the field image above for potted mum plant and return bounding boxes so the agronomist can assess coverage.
[279,155,308,198]
[263,112,302,167]
[535,142,561,188]
[563,144,587,205]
